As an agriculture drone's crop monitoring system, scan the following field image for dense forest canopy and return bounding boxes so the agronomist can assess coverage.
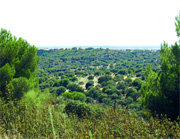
[37,48,160,76]
[36,48,161,113]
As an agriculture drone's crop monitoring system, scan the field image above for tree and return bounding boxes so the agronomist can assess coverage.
[132,78,142,90]
[98,75,112,84]
[125,87,139,101]
[64,101,93,118]
[70,76,78,82]
[88,75,94,80]
[118,69,127,75]
[62,91,86,102]
[0,29,39,100]
[117,81,126,90]
[87,87,102,99]
[56,86,66,96]
[139,14,180,120]
[67,83,84,92]
[85,81,94,90]
[59,79,70,87]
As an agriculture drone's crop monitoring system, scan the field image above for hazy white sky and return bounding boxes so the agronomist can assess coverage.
[0,0,179,47]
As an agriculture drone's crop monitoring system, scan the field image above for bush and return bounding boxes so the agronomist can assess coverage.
[124,77,132,85]
[56,86,66,96]
[98,75,112,84]
[86,97,94,103]
[23,90,55,108]
[132,78,142,90]
[62,91,86,102]
[64,101,94,118]
[67,83,84,92]
[85,81,94,89]
[59,79,70,87]
[118,69,128,75]
[88,75,94,80]
[87,87,102,99]
[8,77,33,100]
[117,81,126,90]
[101,80,116,87]
[70,76,78,82]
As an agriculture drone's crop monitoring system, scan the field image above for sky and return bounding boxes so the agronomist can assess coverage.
[0,0,180,48]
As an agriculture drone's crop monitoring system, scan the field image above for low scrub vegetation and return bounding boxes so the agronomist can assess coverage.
[0,94,179,138]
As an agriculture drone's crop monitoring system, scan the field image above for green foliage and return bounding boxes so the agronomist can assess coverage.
[70,76,78,82]
[62,91,86,102]
[64,101,93,118]
[124,77,132,85]
[23,90,55,108]
[37,46,161,110]
[110,93,119,100]
[86,97,94,103]
[125,87,137,97]
[101,80,116,87]
[88,75,94,80]
[175,14,180,37]
[67,83,84,92]
[56,86,66,96]
[0,29,39,100]
[0,63,15,93]
[117,81,126,90]
[113,74,123,82]
[8,77,33,100]
[85,81,94,89]
[1,15,180,138]
[87,87,102,99]
[132,78,142,90]
[0,98,179,138]
[118,68,128,75]
[37,47,160,79]
[139,15,180,120]
[59,79,69,87]
[104,88,118,95]
[98,75,112,84]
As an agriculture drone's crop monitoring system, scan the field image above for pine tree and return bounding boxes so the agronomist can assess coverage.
[139,14,180,120]
[0,29,39,100]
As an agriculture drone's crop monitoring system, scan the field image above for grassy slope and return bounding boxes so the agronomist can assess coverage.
[0,93,179,138]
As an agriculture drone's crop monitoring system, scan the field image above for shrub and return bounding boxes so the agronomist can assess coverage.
[87,87,102,99]
[98,75,112,84]
[62,91,86,102]
[64,101,93,118]
[117,81,126,90]
[86,97,94,103]
[56,86,66,96]
[88,75,94,80]
[85,81,94,89]
[59,79,70,87]
[67,83,84,92]
[70,76,78,82]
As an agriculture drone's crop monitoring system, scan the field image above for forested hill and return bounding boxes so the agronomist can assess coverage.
[37,48,160,76]
[36,48,161,113]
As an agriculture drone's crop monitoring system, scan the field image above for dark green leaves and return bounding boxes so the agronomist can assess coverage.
[0,29,39,100]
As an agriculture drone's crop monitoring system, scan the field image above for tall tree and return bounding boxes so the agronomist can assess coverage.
[0,29,39,100]
[139,14,180,120]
